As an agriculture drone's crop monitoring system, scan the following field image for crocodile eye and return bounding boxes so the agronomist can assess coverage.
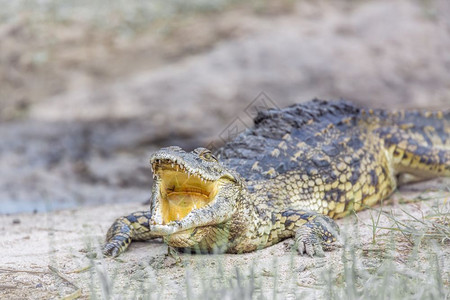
[199,150,218,162]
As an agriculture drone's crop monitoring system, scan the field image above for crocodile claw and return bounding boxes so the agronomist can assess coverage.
[102,241,121,257]
[101,232,132,257]
[294,214,341,257]
[296,226,326,257]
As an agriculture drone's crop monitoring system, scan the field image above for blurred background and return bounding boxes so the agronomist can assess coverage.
[0,0,449,214]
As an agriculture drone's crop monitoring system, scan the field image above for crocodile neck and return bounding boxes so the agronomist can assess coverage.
[223,175,287,253]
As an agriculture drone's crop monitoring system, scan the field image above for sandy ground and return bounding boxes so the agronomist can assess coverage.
[1,178,449,299]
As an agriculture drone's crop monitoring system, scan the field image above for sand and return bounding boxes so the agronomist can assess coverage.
[1,178,449,299]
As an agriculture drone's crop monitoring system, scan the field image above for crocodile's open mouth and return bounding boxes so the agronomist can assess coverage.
[152,160,220,224]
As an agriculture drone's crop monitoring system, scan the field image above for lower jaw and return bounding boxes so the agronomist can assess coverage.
[162,228,200,247]
[161,194,212,224]
[149,223,188,236]
[162,227,227,252]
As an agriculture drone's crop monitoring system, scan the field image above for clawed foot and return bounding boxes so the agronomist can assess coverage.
[295,215,341,257]
[102,240,124,257]
[101,211,154,258]
[102,227,132,258]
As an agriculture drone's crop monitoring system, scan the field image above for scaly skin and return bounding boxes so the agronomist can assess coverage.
[102,100,450,257]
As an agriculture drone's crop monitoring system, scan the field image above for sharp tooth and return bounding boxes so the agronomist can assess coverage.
[171,163,174,168]
[176,165,179,172]
[193,203,197,209]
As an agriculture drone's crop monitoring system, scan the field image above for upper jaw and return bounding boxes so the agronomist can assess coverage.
[150,150,237,183]
[150,154,220,182]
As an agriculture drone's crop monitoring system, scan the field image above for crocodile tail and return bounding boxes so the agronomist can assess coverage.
[368,109,450,178]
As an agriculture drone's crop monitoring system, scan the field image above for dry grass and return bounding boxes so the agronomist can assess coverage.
[77,196,449,299]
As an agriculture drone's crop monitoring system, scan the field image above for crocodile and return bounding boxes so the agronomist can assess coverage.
[102,99,449,257]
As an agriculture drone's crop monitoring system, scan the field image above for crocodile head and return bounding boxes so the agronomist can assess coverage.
[148,146,243,249]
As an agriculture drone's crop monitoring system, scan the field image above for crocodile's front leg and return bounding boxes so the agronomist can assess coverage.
[102,211,157,257]
[295,212,341,256]
[270,210,341,257]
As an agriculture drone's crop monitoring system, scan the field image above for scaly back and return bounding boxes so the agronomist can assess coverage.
[217,100,449,218]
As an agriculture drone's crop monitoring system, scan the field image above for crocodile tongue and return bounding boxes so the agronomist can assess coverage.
[165,192,210,222]
[157,166,218,224]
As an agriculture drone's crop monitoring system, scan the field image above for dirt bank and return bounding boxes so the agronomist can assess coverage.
[1,178,449,299]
